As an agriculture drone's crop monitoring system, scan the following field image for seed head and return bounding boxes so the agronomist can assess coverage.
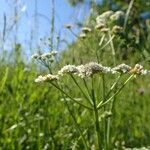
[130,64,148,75]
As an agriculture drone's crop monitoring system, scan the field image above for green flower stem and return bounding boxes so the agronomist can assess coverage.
[50,82,93,110]
[105,74,122,100]
[107,30,116,149]
[70,74,93,106]
[99,34,115,52]
[91,78,101,149]
[62,95,89,150]
[83,78,91,99]
[99,34,105,47]
[105,74,122,149]
[102,75,108,150]
[123,0,135,32]
[97,74,134,110]
[108,31,116,66]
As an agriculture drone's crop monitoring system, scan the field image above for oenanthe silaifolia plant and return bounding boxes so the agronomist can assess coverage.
[32,10,150,150]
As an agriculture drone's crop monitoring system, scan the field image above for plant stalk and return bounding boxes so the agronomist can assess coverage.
[91,77,101,149]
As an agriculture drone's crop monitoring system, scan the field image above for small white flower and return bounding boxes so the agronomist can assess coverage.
[76,62,111,78]
[112,25,123,33]
[46,74,59,80]
[112,64,132,73]
[81,27,92,33]
[79,33,87,39]
[100,10,114,18]
[76,65,86,78]
[110,11,125,21]
[39,133,44,137]
[35,75,46,82]
[41,55,47,61]
[130,64,149,75]
[140,69,148,75]
[41,53,51,58]
[50,50,58,56]
[95,23,105,30]
[100,28,109,33]
[58,65,78,76]
[31,54,39,59]
[96,10,114,25]
[41,51,58,58]
[35,74,59,83]
[96,11,114,23]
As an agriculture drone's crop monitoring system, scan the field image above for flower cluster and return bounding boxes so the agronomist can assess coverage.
[96,10,114,25]
[112,64,132,73]
[81,27,92,34]
[95,10,125,33]
[110,11,125,21]
[35,62,149,83]
[35,74,59,83]
[58,65,78,76]
[76,62,111,78]
[130,64,149,75]
[79,27,92,39]
[31,51,58,63]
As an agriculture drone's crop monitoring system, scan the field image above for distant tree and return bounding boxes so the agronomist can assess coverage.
[66,0,150,15]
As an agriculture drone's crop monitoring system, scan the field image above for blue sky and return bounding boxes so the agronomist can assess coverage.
[0,0,90,57]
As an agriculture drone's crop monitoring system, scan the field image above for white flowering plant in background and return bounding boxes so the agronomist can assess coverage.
[33,9,150,150]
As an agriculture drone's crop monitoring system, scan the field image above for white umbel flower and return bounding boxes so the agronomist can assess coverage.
[31,54,39,59]
[79,33,87,39]
[96,11,114,23]
[112,64,132,73]
[130,64,149,75]
[81,27,92,33]
[32,51,58,61]
[58,65,78,76]
[110,11,125,21]
[35,74,59,82]
[50,50,58,56]
[77,62,111,78]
